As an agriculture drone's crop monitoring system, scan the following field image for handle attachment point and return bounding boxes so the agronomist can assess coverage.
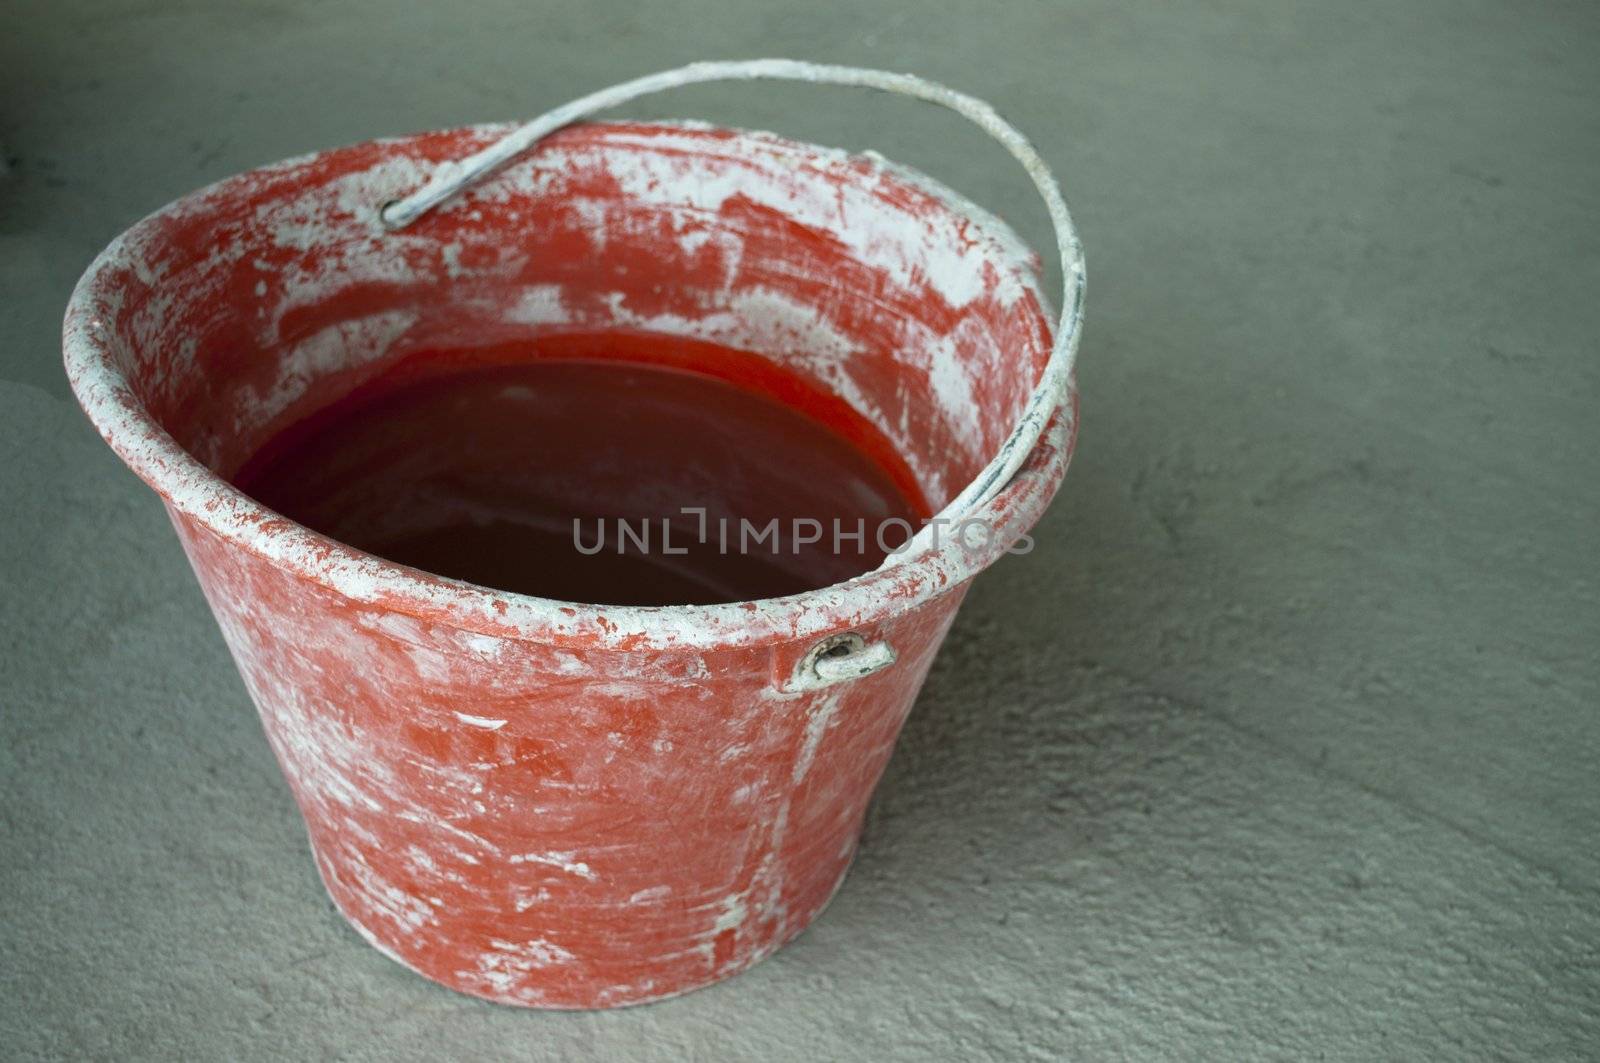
[789,632,897,691]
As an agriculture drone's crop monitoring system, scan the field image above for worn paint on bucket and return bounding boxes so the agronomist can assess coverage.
[64,88,1080,1006]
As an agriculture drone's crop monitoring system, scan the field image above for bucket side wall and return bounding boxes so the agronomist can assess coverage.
[168,506,967,1007]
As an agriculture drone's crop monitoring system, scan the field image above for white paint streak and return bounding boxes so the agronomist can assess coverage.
[630,885,673,904]
[793,690,845,784]
[508,851,599,881]
[453,712,508,730]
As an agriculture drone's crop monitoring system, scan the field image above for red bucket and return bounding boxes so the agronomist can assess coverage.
[64,61,1083,1008]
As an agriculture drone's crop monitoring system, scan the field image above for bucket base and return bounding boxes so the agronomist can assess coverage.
[310,833,862,1009]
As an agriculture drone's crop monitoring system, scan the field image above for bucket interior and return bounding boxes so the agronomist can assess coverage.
[94,123,1053,603]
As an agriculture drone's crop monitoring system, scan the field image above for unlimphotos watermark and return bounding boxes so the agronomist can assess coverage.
[572,507,1032,558]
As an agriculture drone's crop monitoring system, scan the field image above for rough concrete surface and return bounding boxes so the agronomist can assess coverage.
[3,1,1598,1059]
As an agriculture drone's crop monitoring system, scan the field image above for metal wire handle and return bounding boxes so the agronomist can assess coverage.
[380,58,1085,569]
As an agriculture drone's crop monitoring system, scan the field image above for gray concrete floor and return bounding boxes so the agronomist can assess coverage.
[4,1,1598,1059]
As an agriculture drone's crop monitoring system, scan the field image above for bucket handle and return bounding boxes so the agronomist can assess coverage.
[379,58,1086,573]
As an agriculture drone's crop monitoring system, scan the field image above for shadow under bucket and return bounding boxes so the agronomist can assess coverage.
[63,62,1083,1008]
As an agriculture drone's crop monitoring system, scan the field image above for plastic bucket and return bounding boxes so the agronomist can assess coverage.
[63,61,1083,1008]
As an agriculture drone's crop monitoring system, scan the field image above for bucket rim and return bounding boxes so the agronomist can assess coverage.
[63,122,1079,652]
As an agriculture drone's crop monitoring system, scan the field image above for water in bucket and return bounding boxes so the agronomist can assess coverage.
[231,332,927,606]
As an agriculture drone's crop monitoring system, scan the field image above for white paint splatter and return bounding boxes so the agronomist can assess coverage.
[508,851,599,881]
[453,712,508,730]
